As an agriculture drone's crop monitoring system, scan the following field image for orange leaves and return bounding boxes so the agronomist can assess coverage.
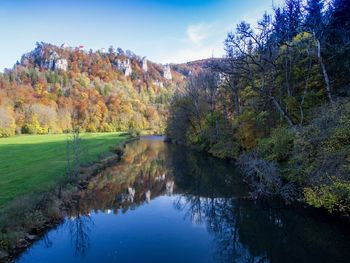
[0,42,184,135]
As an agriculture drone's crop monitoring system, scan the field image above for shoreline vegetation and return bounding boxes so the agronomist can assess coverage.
[165,0,350,218]
[0,133,134,261]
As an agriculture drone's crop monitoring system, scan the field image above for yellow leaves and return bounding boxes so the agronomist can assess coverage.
[304,178,350,213]
[0,107,16,137]
[76,73,91,88]
[34,82,47,96]
[23,114,47,134]
[240,85,258,99]
[86,123,97,133]
[81,92,88,100]
[292,32,313,43]
[238,122,257,150]
[101,123,114,132]
[237,111,258,150]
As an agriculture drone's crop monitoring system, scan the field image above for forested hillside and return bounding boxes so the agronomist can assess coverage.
[166,0,350,215]
[0,42,194,136]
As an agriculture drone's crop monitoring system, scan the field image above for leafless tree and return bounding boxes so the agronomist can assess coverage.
[225,15,297,130]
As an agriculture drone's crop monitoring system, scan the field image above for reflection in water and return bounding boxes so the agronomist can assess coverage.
[72,139,174,215]
[166,181,174,196]
[67,215,92,257]
[16,138,350,263]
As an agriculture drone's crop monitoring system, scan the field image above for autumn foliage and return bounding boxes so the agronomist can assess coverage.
[0,43,189,137]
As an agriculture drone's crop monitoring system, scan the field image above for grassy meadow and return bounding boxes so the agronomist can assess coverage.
[0,133,128,207]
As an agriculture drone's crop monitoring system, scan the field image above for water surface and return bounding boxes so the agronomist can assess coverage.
[16,137,350,263]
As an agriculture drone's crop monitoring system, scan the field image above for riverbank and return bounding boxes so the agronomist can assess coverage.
[165,133,350,222]
[14,136,350,263]
[0,134,135,261]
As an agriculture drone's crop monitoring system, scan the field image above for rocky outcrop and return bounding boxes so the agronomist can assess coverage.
[216,72,228,86]
[55,58,68,71]
[115,59,132,76]
[141,57,148,72]
[26,44,68,71]
[163,64,172,80]
[43,51,68,71]
[125,61,132,76]
[45,51,59,70]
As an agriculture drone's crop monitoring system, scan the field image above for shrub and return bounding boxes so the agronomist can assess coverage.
[101,123,115,132]
[22,114,47,134]
[0,107,16,137]
[291,100,350,213]
[128,126,141,137]
[304,178,350,213]
[257,126,295,162]
[238,151,299,203]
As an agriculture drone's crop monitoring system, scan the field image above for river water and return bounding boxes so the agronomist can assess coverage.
[16,137,350,263]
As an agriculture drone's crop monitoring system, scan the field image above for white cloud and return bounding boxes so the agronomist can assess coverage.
[157,22,225,63]
[186,23,212,45]
[159,40,224,64]
[153,1,289,64]
[175,45,224,63]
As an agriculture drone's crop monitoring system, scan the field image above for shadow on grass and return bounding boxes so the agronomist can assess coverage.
[0,134,128,207]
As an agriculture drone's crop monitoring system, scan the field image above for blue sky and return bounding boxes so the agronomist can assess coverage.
[0,0,284,71]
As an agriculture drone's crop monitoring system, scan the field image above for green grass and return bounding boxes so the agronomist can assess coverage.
[0,133,128,207]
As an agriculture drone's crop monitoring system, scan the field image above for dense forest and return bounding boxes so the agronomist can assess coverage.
[166,0,350,215]
[0,42,201,136]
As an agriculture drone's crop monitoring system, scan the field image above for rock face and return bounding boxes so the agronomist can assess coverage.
[115,59,132,76]
[55,58,68,71]
[163,64,172,80]
[141,57,148,72]
[216,72,228,86]
[124,60,132,76]
[45,51,59,69]
[41,51,68,71]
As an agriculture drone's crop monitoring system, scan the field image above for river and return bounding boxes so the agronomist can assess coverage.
[15,136,350,263]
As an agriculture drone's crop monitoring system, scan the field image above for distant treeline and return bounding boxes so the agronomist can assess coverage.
[166,0,350,215]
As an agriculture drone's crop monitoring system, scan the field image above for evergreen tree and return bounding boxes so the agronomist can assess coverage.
[285,0,302,41]
[324,0,350,92]
[304,0,324,37]
[273,7,287,44]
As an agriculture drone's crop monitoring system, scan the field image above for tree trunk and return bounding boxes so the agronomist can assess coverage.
[232,82,240,116]
[270,95,296,130]
[317,38,334,106]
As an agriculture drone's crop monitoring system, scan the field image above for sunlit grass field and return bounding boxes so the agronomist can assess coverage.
[0,133,127,207]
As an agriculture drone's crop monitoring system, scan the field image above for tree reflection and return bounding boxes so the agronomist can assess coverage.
[66,197,93,258]
[170,144,350,263]
[67,215,92,257]
[60,138,350,262]
[66,139,175,219]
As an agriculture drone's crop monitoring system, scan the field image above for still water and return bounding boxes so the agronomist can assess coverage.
[16,137,350,263]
